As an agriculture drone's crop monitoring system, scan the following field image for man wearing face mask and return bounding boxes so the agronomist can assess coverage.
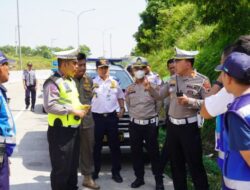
[125,58,164,190]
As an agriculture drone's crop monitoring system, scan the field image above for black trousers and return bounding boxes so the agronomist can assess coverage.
[129,122,162,180]
[25,85,36,108]
[92,112,121,175]
[160,116,170,174]
[167,122,209,190]
[47,125,80,190]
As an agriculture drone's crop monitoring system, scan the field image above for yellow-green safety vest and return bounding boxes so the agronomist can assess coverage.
[47,76,82,128]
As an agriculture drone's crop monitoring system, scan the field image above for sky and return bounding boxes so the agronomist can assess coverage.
[0,0,146,57]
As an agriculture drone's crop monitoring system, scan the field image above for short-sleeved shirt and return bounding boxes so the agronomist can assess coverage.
[91,76,124,114]
[150,71,211,118]
[205,87,234,117]
[146,71,162,86]
[125,82,161,120]
[74,74,94,128]
[23,69,36,86]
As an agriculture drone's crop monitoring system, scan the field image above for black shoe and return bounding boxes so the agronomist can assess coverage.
[155,176,164,190]
[31,107,34,112]
[25,105,29,109]
[156,183,164,190]
[131,178,145,188]
[92,172,99,180]
[112,173,123,183]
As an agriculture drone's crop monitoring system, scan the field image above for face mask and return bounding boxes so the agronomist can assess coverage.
[134,70,145,79]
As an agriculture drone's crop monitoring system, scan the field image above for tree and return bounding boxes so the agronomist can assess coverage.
[79,45,91,56]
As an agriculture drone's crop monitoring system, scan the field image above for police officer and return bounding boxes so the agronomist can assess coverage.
[23,62,37,111]
[160,58,176,173]
[146,47,210,190]
[125,59,164,190]
[43,49,89,190]
[0,51,16,190]
[91,59,125,183]
[74,53,100,189]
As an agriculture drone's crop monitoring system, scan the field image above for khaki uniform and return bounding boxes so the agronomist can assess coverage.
[126,83,161,119]
[149,70,210,190]
[125,82,163,183]
[74,74,95,176]
[150,71,210,118]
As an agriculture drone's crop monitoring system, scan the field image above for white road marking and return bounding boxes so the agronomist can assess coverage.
[14,108,25,121]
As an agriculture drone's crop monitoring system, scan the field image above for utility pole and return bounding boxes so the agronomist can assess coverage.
[109,33,112,58]
[61,9,95,48]
[16,0,22,70]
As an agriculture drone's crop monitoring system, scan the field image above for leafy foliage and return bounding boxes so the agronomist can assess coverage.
[136,0,250,188]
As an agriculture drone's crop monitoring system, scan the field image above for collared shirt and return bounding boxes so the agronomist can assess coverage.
[125,82,161,119]
[91,76,124,114]
[74,74,94,128]
[146,71,162,86]
[150,71,211,119]
[43,71,73,115]
[23,69,36,86]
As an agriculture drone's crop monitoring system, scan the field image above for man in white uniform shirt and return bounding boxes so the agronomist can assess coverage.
[91,59,125,183]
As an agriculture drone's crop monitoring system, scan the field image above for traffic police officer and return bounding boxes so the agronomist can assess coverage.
[91,59,125,183]
[0,51,16,190]
[74,53,100,189]
[125,59,164,190]
[146,47,210,190]
[43,49,89,190]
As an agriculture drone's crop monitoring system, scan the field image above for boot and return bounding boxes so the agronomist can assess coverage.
[155,176,164,190]
[82,175,100,190]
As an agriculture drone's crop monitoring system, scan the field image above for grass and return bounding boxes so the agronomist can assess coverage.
[7,54,53,70]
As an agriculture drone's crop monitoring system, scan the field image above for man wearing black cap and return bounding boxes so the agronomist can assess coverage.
[91,59,125,183]
[146,47,210,190]
[0,51,16,190]
[23,62,37,111]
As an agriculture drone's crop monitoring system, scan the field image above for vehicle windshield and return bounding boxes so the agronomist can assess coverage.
[86,69,133,89]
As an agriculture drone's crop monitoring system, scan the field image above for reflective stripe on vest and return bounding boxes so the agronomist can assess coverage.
[224,176,250,190]
[47,76,82,127]
[0,136,16,144]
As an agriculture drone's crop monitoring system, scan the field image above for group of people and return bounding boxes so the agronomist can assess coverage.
[1,35,250,190]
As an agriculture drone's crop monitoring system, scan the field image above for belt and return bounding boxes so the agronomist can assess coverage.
[169,116,197,125]
[130,117,158,125]
[93,112,116,117]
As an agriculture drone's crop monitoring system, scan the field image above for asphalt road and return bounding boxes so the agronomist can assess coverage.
[6,71,174,190]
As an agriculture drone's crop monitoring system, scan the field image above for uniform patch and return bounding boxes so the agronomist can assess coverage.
[110,80,117,89]
[93,83,99,89]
